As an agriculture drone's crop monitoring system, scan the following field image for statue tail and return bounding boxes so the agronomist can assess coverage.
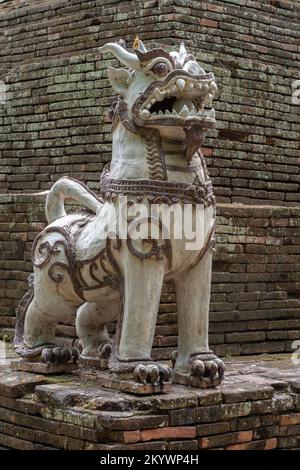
[45,176,103,223]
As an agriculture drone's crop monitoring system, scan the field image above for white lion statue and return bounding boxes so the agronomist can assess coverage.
[14,39,225,389]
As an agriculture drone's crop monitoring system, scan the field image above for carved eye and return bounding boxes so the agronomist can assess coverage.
[152,62,170,77]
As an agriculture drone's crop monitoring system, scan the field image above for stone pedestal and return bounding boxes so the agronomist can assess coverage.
[79,368,172,395]
[1,354,300,450]
[78,357,108,370]
[10,359,78,375]
[173,371,222,389]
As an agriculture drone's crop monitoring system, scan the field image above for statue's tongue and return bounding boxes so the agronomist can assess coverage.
[184,126,205,161]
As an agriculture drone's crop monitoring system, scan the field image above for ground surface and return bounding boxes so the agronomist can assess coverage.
[0,343,300,450]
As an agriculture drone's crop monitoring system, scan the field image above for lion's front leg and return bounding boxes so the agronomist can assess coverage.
[108,255,172,386]
[173,249,225,388]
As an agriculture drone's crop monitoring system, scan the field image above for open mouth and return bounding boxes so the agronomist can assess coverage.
[137,75,217,124]
[149,96,177,114]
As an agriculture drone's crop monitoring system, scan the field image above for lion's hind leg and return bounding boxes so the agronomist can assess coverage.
[14,274,79,364]
[76,290,120,364]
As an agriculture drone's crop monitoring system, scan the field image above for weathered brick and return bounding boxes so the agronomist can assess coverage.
[221,385,274,404]
[141,426,196,442]
[279,413,300,426]
[250,399,274,415]
[97,413,169,431]
[278,436,300,449]
[196,422,230,437]
[221,402,252,420]
[169,406,222,426]
[227,438,277,450]
[199,430,253,449]
[167,440,198,450]
[0,370,47,398]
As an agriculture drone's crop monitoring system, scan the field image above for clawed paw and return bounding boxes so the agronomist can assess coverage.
[97,342,112,359]
[134,363,172,386]
[41,346,79,364]
[188,353,225,384]
[171,350,178,368]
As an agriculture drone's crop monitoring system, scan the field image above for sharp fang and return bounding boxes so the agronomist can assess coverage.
[197,110,203,116]
[165,109,171,115]
[208,109,215,119]
[155,88,164,102]
[176,79,186,91]
[179,104,189,117]
[172,109,178,115]
[158,110,164,115]
[140,109,150,119]
[210,82,218,92]
[190,109,195,116]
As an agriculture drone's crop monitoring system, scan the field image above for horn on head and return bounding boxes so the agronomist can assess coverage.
[99,43,141,70]
[137,39,147,52]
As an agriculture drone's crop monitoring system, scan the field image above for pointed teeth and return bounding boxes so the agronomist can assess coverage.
[208,108,215,119]
[155,88,165,102]
[179,104,189,117]
[197,110,204,117]
[158,110,164,115]
[172,109,177,115]
[140,109,150,119]
[165,109,171,115]
[210,82,218,92]
[190,109,196,116]
[176,78,186,91]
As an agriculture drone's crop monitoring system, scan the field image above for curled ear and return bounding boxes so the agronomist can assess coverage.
[107,67,133,96]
